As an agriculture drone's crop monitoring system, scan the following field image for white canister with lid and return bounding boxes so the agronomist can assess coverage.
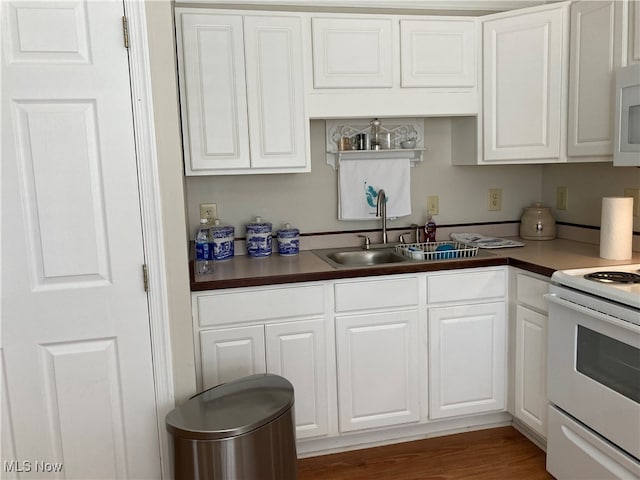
[520,202,556,240]
[245,216,272,257]
[210,219,235,260]
[277,223,300,256]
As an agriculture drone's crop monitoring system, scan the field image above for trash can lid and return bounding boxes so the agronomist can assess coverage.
[166,374,294,440]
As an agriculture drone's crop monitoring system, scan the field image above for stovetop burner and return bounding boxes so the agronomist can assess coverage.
[584,271,640,284]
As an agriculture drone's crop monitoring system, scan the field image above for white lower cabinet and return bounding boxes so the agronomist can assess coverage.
[512,271,550,438]
[335,309,420,432]
[515,305,547,436]
[428,302,507,419]
[199,319,329,439]
[265,319,329,438]
[193,267,512,449]
[200,325,266,387]
[333,275,421,432]
[193,284,330,440]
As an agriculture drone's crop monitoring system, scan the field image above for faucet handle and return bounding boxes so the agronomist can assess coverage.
[399,232,411,244]
[358,234,371,250]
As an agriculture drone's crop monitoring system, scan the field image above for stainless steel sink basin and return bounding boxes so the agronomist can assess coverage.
[313,247,408,268]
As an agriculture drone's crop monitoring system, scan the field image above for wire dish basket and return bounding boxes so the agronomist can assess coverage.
[395,241,479,261]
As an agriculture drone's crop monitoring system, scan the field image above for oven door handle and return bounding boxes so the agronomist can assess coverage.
[545,293,640,335]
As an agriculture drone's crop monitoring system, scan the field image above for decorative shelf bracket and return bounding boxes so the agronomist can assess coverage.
[325,117,426,170]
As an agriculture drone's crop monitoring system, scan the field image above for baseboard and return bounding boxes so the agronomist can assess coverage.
[511,418,547,452]
[296,411,512,458]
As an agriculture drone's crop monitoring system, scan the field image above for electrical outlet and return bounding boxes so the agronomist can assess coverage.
[488,189,502,211]
[624,188,640,217]
[556,186,568,210]
[199,203,217,224]
[427,195,439,215]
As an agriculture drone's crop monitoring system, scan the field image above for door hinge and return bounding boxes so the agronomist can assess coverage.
[142,264,149,292]
[122,16,129,49]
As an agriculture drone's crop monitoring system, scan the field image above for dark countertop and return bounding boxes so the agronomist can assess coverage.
[191,238,640,291]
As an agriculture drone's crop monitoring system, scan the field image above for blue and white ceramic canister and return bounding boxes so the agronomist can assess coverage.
[245,216,272,258]
[210,219,235,261]
[277,223,300,256]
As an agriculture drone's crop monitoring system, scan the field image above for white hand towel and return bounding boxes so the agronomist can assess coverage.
[338,158,411,220]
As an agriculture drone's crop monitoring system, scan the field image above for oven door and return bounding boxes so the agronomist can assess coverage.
[547,289,640,460]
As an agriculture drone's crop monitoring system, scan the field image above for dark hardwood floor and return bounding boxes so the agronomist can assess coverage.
[297,426,553,480]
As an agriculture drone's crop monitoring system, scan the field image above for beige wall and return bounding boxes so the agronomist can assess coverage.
[186,118,544,237]
[542,163,640,231]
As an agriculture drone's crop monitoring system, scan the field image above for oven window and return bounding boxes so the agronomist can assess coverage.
[577,326,640,403]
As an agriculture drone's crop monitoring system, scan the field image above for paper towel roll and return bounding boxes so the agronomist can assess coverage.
[600,196,634,260]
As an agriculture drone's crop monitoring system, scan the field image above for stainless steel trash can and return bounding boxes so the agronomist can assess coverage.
[166,374,296,480]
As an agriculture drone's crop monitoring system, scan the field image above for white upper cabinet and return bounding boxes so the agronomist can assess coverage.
[175,9,309,175]
[177,13,249,172]
[482,2,569,163]
[400,19,476,88]
[568,1,625,157]
[311,17,394,88]
[629,0,640,65]
[307,14,479,118]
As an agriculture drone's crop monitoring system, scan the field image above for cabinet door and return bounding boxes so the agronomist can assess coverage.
[568,1,625,157]
[265,319,329,439]
[400,19,476,88]
[428,302,506,419]
[176,12,250,173]
[515,305,547,437]
[483,4,567,161]
[629,0,640,65]
[244,16,307,170]
[199,325,266,389]
[335,310,419,432]
[311,17,394,88]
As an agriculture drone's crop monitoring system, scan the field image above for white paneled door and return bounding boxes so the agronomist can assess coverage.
[1,1,161,478]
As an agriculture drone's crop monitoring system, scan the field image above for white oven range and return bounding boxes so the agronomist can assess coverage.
[546,264,640,479]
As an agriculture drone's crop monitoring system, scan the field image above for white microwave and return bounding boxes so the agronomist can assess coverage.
[614,64,640,166]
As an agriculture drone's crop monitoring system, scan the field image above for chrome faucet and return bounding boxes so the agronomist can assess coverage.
[376,189,388,244]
